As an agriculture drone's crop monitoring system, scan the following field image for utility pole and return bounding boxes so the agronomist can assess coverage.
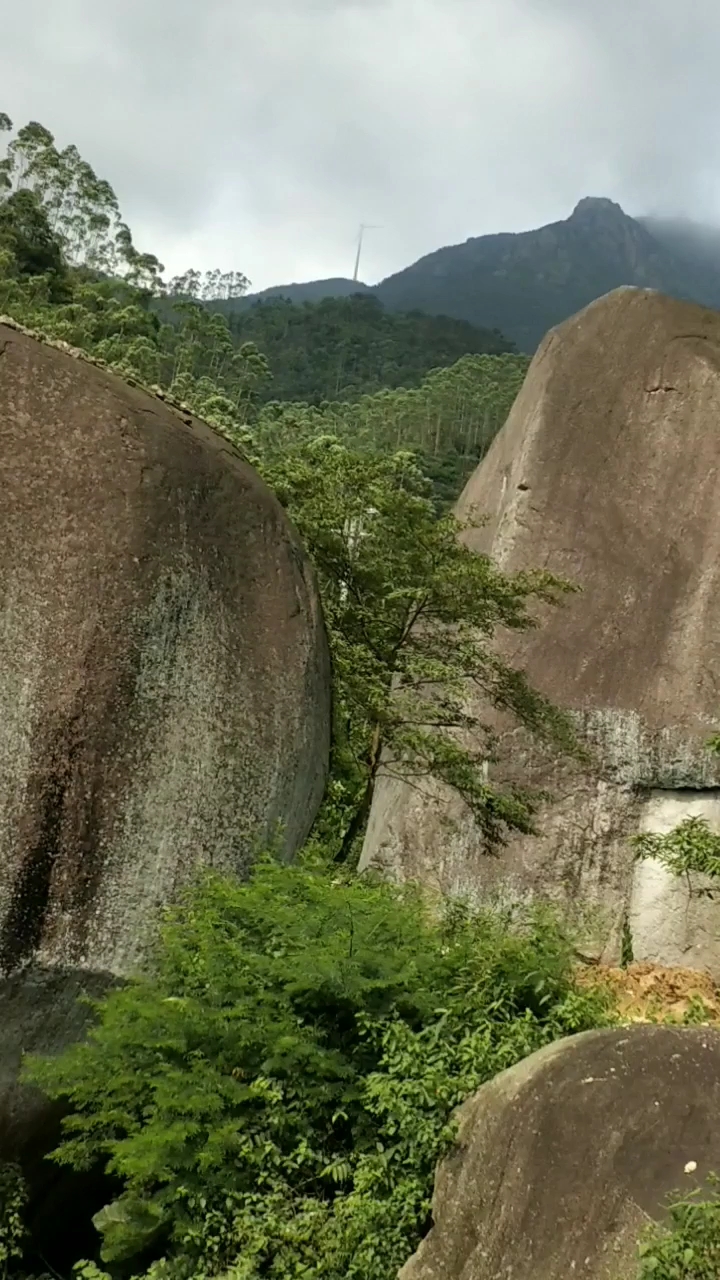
[352,223,381,282]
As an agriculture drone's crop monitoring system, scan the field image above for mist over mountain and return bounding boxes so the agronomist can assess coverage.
[235,199,720,352]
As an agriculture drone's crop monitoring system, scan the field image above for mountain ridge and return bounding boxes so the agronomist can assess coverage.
[234,198,720,352]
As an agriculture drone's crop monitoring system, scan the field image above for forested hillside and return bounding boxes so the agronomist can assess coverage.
[252,351,528,507]
[238,197,720,353]
[212,292,515,404]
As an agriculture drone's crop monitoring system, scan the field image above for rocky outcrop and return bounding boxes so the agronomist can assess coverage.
[0,319,330,978]
[0,320,331,1242]
[400,1024,720,1280]
[361,288,720,972]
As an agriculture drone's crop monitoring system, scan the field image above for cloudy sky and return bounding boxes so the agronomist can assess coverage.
[2,0,718,291]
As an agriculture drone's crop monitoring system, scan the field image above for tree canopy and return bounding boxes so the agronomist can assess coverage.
[213,292,517,405]
[263,439,579,862]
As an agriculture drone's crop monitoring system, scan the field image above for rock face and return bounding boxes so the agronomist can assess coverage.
[0,320,331,1254]
[400,1024,720,1280]
[361,288,720,972]
[0,320,331,979]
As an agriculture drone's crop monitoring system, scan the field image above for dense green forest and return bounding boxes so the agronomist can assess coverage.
[212,292,515,403]
[0,112,712,1280]
[251,350,529,508]
[211,291,526,505]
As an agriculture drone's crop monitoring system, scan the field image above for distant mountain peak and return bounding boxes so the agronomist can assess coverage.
[238,198,720,356]
[570,196,628,222]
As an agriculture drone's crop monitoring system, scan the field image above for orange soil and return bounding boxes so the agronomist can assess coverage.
[574,962,720,1026]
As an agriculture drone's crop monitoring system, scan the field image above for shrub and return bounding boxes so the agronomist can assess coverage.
[636,1176,720,1279]
[24,856,615,1280]
[0,1163,26,1280]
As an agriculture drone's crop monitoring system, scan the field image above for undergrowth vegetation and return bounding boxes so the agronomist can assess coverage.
[636,1177,720,1280]
[22,858,615,1280]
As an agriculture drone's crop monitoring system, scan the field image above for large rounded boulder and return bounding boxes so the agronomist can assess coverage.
[0,320,330,979]
[361,287,720,973]
[0,320,331,1250]
[400,1024,720,1280]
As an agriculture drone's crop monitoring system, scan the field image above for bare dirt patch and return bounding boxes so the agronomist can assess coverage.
[575,961,720,1025]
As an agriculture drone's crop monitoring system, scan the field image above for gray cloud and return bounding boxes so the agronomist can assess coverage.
[2,0,720,289]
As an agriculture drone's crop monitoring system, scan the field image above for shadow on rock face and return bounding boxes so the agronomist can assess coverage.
[0,965,122,1272]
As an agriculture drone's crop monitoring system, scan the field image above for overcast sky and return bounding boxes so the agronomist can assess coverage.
[2,0,719,291]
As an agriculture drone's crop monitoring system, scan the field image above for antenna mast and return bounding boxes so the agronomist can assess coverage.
[352,223,381,282]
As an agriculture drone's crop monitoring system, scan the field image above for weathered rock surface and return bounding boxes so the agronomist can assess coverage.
[400,1024,720,1280]
[361,287,720,972]
[0,321,331,1241]
[0,320,331,979]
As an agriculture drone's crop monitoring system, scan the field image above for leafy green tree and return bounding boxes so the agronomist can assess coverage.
[167,267,250,301]
[0,113,162,283]
[24,860,614,1280]
[634,817,720,896]
[262,437,579,862]
[0,187,66,284]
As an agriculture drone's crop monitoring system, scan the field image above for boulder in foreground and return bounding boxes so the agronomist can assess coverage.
[0,319,331,979]
[400,1023,720,1280]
